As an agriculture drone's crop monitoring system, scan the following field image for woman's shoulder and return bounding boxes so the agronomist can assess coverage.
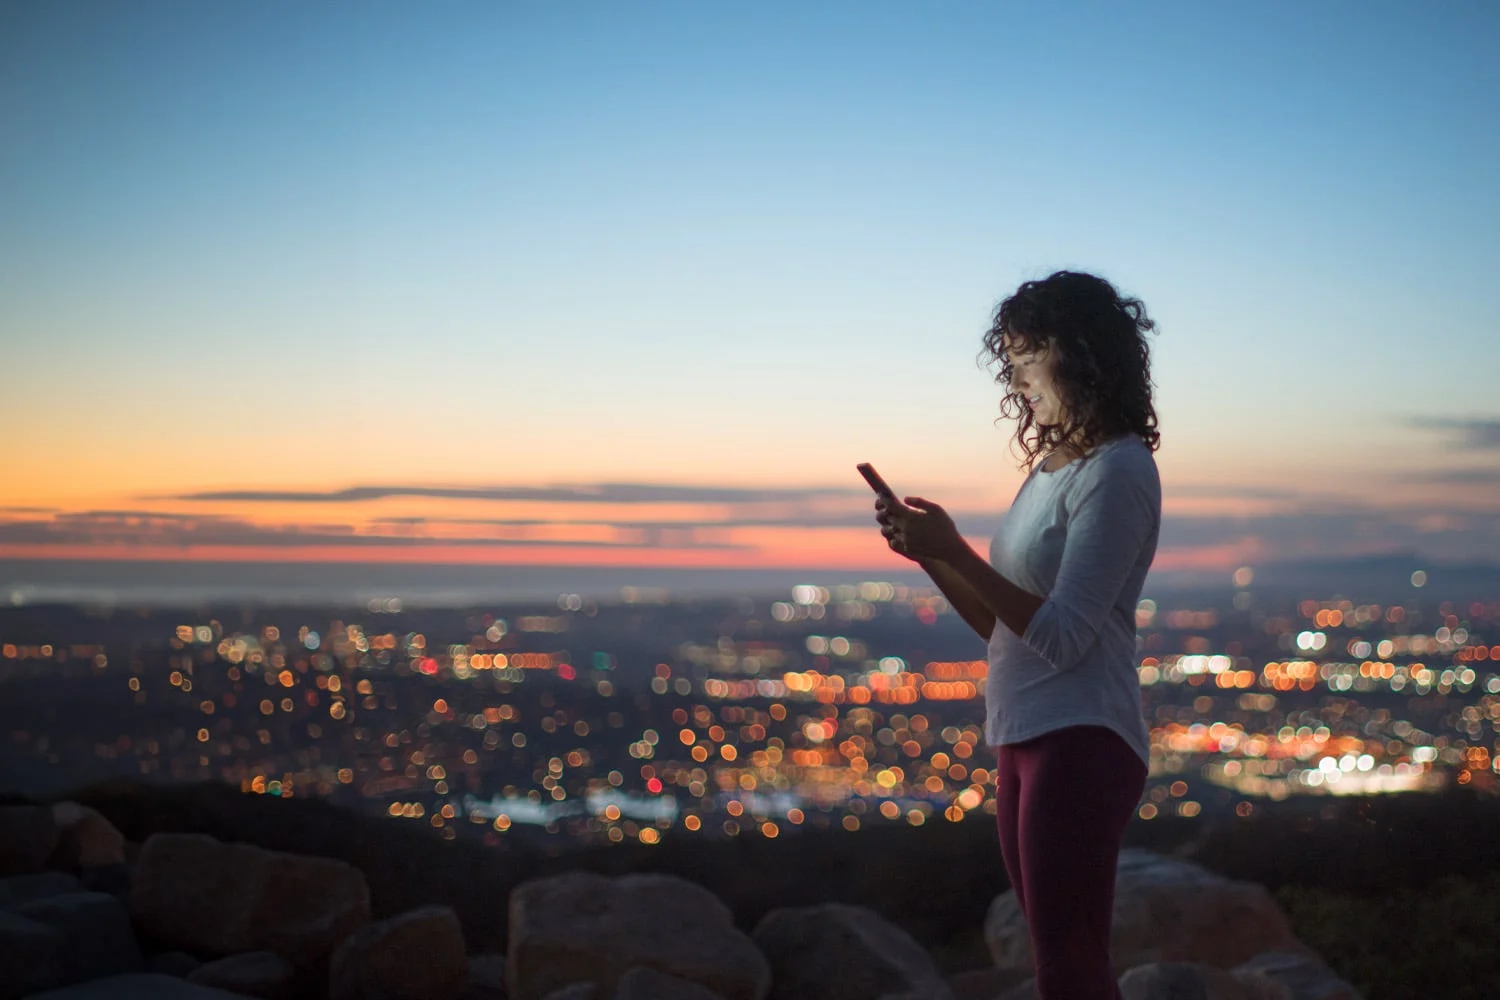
[1088,432,1153,462]
[1081,434,1159,488]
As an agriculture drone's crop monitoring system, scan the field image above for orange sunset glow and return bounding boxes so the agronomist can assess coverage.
[3,1,1496,602]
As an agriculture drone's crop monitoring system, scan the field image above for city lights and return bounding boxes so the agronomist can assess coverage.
[1,583,1496,850]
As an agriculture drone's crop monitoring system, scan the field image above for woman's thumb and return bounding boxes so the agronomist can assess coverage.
[904,496,931,510]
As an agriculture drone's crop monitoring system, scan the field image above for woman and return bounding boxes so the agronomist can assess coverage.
[874,269,1160,999]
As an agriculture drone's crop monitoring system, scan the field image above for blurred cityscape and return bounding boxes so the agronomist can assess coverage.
[3,571,1497,853]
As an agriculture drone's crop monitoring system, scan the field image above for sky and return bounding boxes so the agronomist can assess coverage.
[2,0,1498,591]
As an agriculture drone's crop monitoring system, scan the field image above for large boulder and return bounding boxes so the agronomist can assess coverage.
[328,905,468,1000]
[16,891,145,985]
[616,966,728,1000]
[508,872,770,1000]
[986,849,1320,975]
[188,952,297,999]
[539,987,596,1000]
[1118,961,1294,1000]
[1230,953,1362,1000]
[0,910,67,999]
[752,902,955,1000]
[50,802,126,868]
[946,967,1033,1000]
[151,952,204,978]
[78,862,132,902]
[0,805,58,876]
[994,978,1037,1000]
[462,953,508,999]
[23,972,266,998]
[129,833,369,971]
[0,871,83,909]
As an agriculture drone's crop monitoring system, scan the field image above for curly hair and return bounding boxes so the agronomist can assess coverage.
[978,270,1160,470]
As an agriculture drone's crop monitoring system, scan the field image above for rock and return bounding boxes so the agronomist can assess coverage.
[130,833,259,954]
[946,967,1034,1000]
[509,871,770,1000]
[994,977,1038,1000]
[23,972,267,998]
[1229,971,1297,1000]
[50,802,126,867]
[0,871,83,909]
[463,953,508,999]
[1118,961,1282,1000]
[244,843,372,974]
[752,902,954,1000]
[617,965,728,1000]
[189,952,297,999]
[329,905,468,1000]
[17,891,145,985]
[1231,952,1362,1000]
[986,849,1320,975]
[984,892,1029,972]
[0,910,66,999]
[79,862,132,901]
[0,804,58,876]
[539,987,597,1000]
[152,951,204,978]
[129,832,369,970]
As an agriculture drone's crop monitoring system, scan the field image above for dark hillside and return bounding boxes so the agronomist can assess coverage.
[25,780,1500,990]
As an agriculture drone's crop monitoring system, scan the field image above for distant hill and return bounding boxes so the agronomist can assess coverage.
[0,558,933,608]
[3,552,1497,609]
[1147,551,1500,604]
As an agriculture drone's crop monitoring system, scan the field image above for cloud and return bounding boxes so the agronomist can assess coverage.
[1426,466,1500,484]
[1157,503,1500,563]
[0,512,746,551]
[366,512,1002,532]
[168,483,854,505]
[1162,483,1300,501]
[1409,416,1500,450]
[54,510,232,522]
[5,487,1497,565]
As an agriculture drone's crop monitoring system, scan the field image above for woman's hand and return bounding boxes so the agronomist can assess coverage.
[874,495,966,564]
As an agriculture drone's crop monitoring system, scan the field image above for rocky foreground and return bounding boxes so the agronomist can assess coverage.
[1,801,1361,1000]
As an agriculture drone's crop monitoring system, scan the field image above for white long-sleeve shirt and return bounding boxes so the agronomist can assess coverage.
[984,432,1159,766]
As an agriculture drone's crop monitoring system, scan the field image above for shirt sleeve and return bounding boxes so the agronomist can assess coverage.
[1018,453,1159,672]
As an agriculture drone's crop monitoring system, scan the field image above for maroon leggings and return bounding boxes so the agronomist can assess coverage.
[993,724,1148,1000]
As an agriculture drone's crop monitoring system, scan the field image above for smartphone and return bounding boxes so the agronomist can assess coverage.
[856,463,898,502]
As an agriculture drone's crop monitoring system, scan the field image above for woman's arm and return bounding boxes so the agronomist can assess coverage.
[918,557,997,643]
[877,494,1035,642]
[935,545,1046,641]
[944,459,1157,671]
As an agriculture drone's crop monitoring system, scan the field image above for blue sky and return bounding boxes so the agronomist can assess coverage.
[2,0,1497,573]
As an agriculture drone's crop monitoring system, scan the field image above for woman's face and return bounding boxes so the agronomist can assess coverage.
[1003,334,1068,427]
